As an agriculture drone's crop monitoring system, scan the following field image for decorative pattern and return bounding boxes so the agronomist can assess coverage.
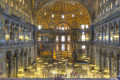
[0,13,4,39]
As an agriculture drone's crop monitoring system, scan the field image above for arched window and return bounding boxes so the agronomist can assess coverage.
[16,4,18,10]
[6,0,8,3]
[61,44,65,51]
[61,36,65,42]
[56,23,70,30]
[56,36,59,42]
[11,1,13,7]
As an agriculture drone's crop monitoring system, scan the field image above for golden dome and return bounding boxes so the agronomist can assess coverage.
[35,0,91,29]
[44,0,84,14]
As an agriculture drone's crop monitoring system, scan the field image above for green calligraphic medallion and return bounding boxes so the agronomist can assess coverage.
[0,13,4,39]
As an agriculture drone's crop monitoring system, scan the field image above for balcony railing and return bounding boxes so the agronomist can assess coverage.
[37,41,92,44]
[94,41,120,47]
[0,41,33,47]
[0,78,118,80]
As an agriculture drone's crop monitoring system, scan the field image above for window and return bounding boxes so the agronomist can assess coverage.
[38,34,41,41]
[38,25,42,30]
[59,27,61,30]
[86,24,89,29]
[52,14,54,18]
[20,7,22,13]
[56,36,59,42]
[111,2,113,9]
[11,1,13,7]
[82,45,86,49]
[62,15,65,19]
[82,32,85,41]
[67,44,70,51]
[6,0,8,3]
[23,0,25,5]
[57,27,59,30]
[67,35,70,42]
[61,44,65,51]
[62,27,64,30]
[16,4,18,10]
[65,27,67,30]
[61,36,65,42]
[81,24,84,29]
[72,14,74,18]
[56,44,59,51]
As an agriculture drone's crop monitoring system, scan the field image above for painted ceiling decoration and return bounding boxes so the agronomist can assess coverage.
[28,0,97,29]
[29,0,96,17]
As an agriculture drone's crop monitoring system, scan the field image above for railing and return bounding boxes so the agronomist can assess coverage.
[94,41,120,47]
[0,41,34,47]
[37,29,90,33]
[37,41,92,44]
[0,78,118,80]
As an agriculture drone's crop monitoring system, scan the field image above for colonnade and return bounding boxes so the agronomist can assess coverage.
[6,48,33,78]
[4,19,32,43]
[95,49,120,78]
[95,22,120,45]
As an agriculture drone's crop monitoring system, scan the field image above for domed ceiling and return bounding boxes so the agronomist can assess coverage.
[44,0,85,14]
[29,0,97,16]
[28,0,97,29]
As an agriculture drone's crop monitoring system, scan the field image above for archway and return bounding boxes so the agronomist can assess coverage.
[117,54,120,76]
[6,51,12,78]
[28,47,31,66]
[24,49,28,71]
[13,50,19,78]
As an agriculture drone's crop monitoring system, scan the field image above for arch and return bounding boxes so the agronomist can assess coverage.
[19,48,24,68]
[6,51,12,78]
[11,21,15,25]
[24,48,28,70]
[54,22,71,30]
[12,49,19,78]
[5,19,9,24]
[36,18,49,29]
[117,52,120,76]
[114,21,118,27]
[28,47,32,66]
[36,0,91,21]
[78,18,91,29]
[16,23,19,27]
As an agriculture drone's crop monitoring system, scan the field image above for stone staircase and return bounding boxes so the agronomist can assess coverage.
[0,78,118,80]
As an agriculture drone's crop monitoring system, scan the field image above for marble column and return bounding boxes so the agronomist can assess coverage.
[21,53,24,67]
[113,26,115,43]
[102,28,104,42]
[8,24,10,42]
[103,55,106,71]
[13,26,15,42]
[17,27,19,43]
[118,59,120,75]
[109,27,111,44]
[105,28,107,43]
[8,57,12,78]
[24,31,25,43]
[119,25,120,45]
[109,55,112,78]
[117,55,120,76]
[14,57,16,78]
[24,52,28,70]
[24,55,27,70]
[15,55,19,78]
[99,53,102,72]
